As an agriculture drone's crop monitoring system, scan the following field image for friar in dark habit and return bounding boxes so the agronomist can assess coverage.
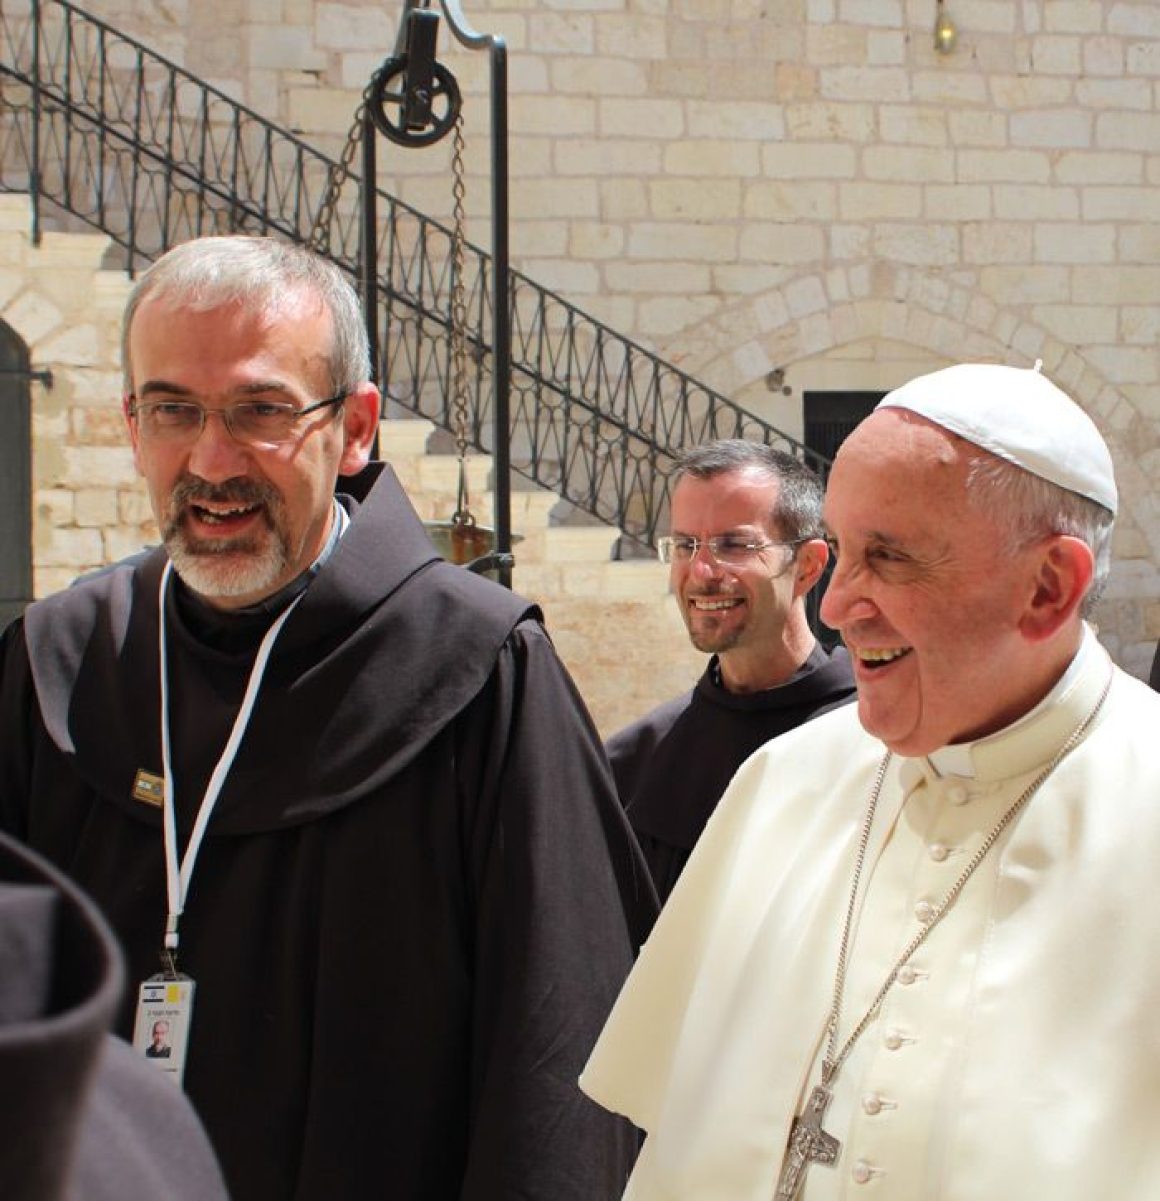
[607,441,855,904]
[0,235,656,1201]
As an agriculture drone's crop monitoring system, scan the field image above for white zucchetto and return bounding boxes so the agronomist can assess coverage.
[876,361,1118,515]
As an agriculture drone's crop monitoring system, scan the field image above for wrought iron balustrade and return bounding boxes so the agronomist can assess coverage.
[0,0,829,553]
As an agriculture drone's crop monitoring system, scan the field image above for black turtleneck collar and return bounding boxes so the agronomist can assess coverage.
[170,497,350,655]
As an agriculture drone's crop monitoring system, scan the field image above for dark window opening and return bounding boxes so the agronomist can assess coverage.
[803,391,884,647]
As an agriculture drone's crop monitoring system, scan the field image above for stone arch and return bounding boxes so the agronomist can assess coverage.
[678,260,1159,569]
[0,319,34,627]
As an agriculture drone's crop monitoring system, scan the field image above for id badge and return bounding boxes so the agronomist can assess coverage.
[133,973,196,1087]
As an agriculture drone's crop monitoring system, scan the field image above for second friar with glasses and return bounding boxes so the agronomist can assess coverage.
[606,440,854,904]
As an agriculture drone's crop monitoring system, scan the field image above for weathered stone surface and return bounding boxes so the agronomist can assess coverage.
[3,0,1157,681]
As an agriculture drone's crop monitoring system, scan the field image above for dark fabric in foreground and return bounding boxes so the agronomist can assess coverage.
[0,831,226,1201]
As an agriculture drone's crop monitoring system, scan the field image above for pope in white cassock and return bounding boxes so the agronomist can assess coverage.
[581,362,1160,1201]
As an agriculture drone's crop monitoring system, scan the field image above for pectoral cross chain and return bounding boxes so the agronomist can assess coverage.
[774,1084,841,1201]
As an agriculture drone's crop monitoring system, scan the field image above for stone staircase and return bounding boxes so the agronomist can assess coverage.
[0,192,703,737]
[383,418,704,735]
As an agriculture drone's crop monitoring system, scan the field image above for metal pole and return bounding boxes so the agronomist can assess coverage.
[489,40,512,589]
[30,0,42,246]
[361,107,382,458]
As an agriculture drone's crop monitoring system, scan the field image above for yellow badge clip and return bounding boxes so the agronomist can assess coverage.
[132,768,165,807]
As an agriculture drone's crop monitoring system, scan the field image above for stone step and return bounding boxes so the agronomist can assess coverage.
[514,558,672,602]
[38,229,112,269]
[447,486,560,532]
[503,488,561,528]
[379,417,434,457]
[412,453,491,499]
[381,421,561,529]
[0,193,32,231]
[538,524,620,563]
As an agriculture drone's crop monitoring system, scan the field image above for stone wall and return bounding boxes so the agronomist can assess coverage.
[0,200,142,598]
[58,0,1159,677]
[0,197,706,734]
[0,193,1154,724]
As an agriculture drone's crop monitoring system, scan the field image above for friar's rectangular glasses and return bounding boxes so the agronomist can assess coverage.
[127,393,346,448]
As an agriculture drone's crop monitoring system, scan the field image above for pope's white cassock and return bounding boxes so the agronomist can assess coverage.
[581,627,1160,1200]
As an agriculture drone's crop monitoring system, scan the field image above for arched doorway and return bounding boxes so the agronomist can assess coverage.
[0,321,34,629]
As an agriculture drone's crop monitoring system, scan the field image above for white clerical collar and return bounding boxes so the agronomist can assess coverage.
[921,623,1103,782]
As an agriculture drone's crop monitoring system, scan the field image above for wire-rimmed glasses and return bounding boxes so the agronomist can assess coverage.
[127,393,347,448]
[657,533,808,567]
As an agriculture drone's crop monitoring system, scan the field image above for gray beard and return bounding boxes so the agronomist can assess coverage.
[161,475,289,601]
[165,530,289,600]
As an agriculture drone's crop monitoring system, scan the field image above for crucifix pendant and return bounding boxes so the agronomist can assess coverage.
[774,1084,841,1201]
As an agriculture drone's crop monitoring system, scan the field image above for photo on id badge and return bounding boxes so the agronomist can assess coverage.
[132,976,196,1085]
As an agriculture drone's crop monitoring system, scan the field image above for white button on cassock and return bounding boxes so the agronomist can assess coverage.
[862,1092,883,1115]
[851,1159,873,1184]
[945,782,970,805]
[914,899,935,924]
[883,1029,904,1051]
[897,965,917,985]
[929,842,949,862]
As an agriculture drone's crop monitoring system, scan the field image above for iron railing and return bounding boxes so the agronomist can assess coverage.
[0,0,829,552]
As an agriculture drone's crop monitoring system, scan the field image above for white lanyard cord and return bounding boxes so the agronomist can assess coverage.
[158,560,305,954]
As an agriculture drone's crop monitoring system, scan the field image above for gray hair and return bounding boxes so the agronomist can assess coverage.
[964,449,1115,616]
[121,236,370,394]
[673,439,825,542]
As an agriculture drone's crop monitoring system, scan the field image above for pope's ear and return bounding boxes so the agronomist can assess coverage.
[338,384,381,476]
[1019,535,1093,643]
[792,537,830,599]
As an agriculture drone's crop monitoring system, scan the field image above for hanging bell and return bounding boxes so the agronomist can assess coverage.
[424,512,519,577]
[430,510,495,565]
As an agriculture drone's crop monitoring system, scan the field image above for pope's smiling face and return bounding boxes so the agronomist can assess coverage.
[668,467,801,659]
[820,408,1050,757]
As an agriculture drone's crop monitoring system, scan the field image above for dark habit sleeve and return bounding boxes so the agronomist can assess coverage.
[455,618,656,1200]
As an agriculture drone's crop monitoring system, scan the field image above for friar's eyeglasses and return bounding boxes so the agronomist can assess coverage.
[127,393,346,448]
[657,534,807,567]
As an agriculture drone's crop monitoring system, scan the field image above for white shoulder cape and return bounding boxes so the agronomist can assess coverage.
[582,646,1160,1201]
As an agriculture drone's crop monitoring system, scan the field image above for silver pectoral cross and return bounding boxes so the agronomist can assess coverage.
[774,1084,841,1201]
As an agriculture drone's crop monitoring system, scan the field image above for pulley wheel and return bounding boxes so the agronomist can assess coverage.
[369,56,462,147]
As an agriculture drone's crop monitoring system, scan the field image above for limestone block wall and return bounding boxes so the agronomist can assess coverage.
[0,198,704,733]
[1,194,1154,725]
[73,0,1159,677]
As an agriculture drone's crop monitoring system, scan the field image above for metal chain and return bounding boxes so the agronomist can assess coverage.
[308,75,378,256]
[447,112,474,524]
[820,667,1114,1086]
[820,750,890,1081]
